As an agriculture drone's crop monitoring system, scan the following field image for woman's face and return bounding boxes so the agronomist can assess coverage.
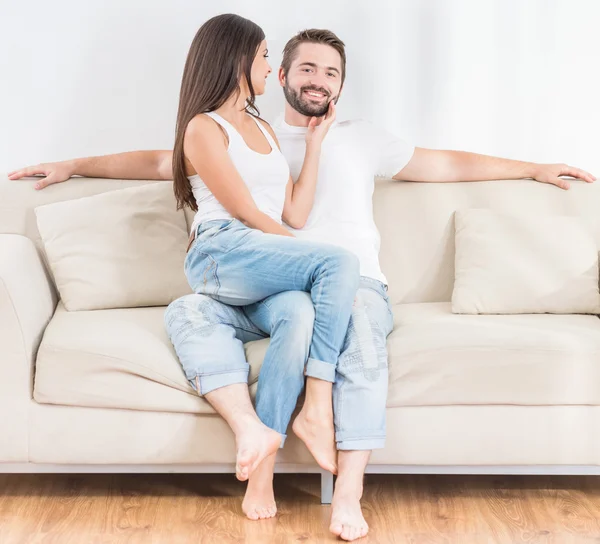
[250,39,271,95]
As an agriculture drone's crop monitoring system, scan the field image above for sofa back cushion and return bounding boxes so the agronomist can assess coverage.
[3,175,600,305]
[34,182,192,311]
[451,208,600,314]
[375,179,600,304]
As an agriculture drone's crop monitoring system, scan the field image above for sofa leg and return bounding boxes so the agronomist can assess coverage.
[320,470,334,504]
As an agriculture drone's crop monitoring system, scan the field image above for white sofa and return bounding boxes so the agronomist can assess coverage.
[2,174,600,504]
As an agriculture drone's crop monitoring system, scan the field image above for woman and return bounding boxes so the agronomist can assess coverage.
[169,13,359,517]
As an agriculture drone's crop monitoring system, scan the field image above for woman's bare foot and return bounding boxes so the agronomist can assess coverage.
[329,487,369,541]
[242,452,277,520]
[292,377,337,473]
[235,420,282,481]
[292,407,337,474]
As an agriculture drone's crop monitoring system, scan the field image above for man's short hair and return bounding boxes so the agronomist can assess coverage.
[281,29,346,85]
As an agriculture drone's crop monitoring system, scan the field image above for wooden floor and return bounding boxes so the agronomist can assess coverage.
[1,473,600,543]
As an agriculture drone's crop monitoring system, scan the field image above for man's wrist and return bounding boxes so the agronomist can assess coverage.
[66,158,81,176]
[520,161,540,179]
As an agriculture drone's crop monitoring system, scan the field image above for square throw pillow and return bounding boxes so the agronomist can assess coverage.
[452,208,600,315]
[35,182,192,311]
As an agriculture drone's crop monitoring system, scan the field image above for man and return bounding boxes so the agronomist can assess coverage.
[9,28,595,542]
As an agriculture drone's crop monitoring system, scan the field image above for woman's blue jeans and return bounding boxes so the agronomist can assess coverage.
[183,218,360,383]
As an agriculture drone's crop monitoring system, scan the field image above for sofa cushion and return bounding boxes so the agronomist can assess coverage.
[34,182,192,311]
[34,301,600,414]
[388,302,600,407]
[452,208,600,315]
[33,303,268,414]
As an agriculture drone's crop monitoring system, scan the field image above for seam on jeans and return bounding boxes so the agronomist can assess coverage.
[255,300,275,330]
[195,369,248,395]
[191,251,220,297]
[174,322,267,344]
[334,372,345,431]
[336,432,386,439]
[229,325,268,339]
[194,367,249,377]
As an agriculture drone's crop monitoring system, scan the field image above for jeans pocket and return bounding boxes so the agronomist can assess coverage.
[191,219,237,255]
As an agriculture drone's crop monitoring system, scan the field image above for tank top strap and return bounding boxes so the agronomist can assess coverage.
[247,114,278,150]
[203,111,238,143]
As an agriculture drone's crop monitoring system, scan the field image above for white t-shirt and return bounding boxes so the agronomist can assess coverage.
[273,117,415,285]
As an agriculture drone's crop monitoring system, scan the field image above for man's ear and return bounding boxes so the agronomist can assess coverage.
[278,67,286,88]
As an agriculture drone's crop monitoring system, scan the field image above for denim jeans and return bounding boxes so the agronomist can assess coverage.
[334,276,393,450]
[164,277,393,451]
[184,218,360,383]
[164,290,315,445]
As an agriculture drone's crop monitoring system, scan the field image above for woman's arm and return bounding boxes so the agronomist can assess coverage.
[185,115,293,237]
[263,102,336,229]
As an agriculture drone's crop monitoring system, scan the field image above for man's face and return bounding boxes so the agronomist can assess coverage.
[280,42,343,117]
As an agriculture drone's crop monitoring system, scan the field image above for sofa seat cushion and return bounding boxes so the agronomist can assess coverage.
[387,302,600,407]
[35,301,600,414]
[33,303,269,414]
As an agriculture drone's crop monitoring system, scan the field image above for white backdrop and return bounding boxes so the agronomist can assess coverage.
[2,0,599,174]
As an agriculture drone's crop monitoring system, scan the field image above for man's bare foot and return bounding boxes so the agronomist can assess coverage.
[235,421,282,482]
[292,407,337,474]
[242,452,277,520]
[329,489,369,541]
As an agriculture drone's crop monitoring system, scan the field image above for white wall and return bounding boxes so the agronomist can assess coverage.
[2,0,599,174]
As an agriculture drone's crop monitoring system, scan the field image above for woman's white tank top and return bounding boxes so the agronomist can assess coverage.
[188,111,290,235]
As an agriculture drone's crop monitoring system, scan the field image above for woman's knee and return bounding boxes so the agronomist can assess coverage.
[269,291,315,328]
[326,248,360,282]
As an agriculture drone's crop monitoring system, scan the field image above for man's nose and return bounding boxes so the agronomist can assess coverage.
[308,71,327,89]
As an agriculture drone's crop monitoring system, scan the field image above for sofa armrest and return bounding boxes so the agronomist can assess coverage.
[0,234,57,461]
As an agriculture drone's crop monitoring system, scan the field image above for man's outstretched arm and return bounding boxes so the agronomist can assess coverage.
[394,147,596,190]
[8,150,174,189]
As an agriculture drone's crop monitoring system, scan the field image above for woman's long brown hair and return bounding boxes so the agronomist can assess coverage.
[173,14,265,211]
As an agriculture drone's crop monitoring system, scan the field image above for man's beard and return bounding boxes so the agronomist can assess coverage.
[283,82,335,117]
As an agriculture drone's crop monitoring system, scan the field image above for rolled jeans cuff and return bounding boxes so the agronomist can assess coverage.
[335,430,386,451]
[305,357,336,383]
[191,369,249,395]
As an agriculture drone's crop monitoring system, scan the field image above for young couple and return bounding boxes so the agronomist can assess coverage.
[10,13,594,542]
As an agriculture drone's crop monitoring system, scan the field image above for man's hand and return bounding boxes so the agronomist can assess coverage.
[530,163,596,190]
[8,161,75,190]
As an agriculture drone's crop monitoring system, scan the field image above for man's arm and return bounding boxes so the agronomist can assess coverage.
[394,147,596,190]
[8,150,173,190]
